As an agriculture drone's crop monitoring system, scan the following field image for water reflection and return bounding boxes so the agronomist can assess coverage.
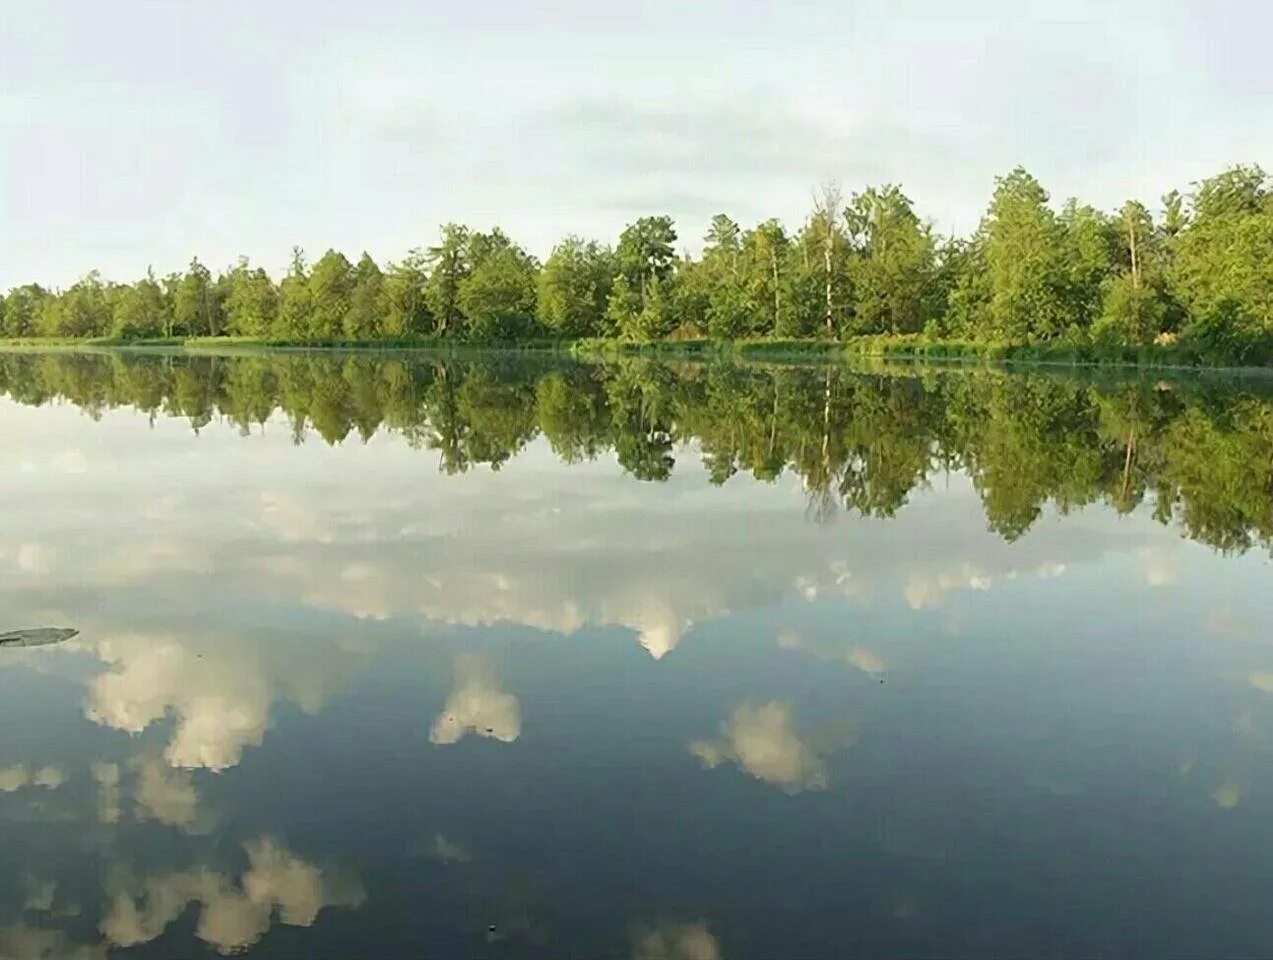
[3,349,1273,955]
[1,350,1272,551]
[102,838,365,954]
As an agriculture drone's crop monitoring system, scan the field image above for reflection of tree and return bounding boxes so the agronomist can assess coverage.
[2,350,1273,552]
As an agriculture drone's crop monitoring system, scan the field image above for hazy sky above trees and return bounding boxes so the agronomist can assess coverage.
[1,0,1269,287]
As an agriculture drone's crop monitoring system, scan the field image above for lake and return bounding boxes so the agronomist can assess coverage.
[2,349,1273,958]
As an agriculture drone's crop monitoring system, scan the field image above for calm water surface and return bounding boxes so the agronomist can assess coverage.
[3,350,1273,958]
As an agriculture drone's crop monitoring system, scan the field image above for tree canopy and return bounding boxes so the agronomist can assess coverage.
[7,163,1273,361]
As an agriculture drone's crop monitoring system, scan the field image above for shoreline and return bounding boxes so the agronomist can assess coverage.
[0,335,1270,375]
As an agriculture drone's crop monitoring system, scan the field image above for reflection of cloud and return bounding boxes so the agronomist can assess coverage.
[51,449,88,475]
[430,655,520,745]
[92,762,121,824]
[99,539,214,585]
[904,565,992,609]
[84,634,270,771]
[1213,780,1242,810]
[1248,671,1273,694]
[777,630,887,677]
[0,924,106,960]
[632,921,721,960]
[131,756,202,830]
[259,491,336,543]
[102,838,364,955]
[1140,546,1179,587]
[0,764,66,793]
[23,878,58,913]
[690,701,827,793]
[429,834,471,864]
[2,541,55,576]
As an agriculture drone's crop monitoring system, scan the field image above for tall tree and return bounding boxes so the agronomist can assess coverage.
[346,253,386,339]
[383,249,430,337]
[2,284,50,338]
[844,185,935,335]
[223,258,279,337]
[459,234,538,340]
[981,168,1070,341]
[537,237,613,337]
[1169,165,1273,347]
[425,224,472,337]
[306,250,354,339]
[112,270,168,339]
[275,248,313,340]
[742,220,789,336]
[701,214,749,339]
[173,258,216,337]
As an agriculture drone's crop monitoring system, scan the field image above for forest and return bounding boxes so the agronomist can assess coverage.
[2,349,1271,553]
[2,164,1272,364]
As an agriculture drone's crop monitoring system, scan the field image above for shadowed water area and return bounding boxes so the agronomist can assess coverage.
[3,348,1273,958]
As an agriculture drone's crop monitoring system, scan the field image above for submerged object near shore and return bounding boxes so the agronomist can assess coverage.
[0,627,78,648]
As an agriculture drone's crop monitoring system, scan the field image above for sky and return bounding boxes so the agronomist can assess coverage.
[0,0,1269,288]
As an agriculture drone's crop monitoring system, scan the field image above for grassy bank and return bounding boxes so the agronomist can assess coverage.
[1,333,1271,371]
[0,334,577,353]
[841,334,1273,370]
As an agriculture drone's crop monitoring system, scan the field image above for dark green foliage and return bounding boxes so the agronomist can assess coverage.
[4,162,1272,363]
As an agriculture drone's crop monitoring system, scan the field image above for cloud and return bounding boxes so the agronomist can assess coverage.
[430,655,521,746]
[690,701,827,793]
[1140,546,1179,587]
[777,629,887,678]
[76,624,359,773]
[429,834,471,865]
[101,837,364,955]
[1245,671,1273,694]
[84,635,270,771]
[91,762,121,824]
[0,924,107,960]
[632,920,722,960]
[1212,779,1242,810]
[0,764,66,793]
[131,756,203,831]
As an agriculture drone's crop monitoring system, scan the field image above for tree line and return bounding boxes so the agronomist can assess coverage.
[2,350,1271,552]
[2,164,1272,358]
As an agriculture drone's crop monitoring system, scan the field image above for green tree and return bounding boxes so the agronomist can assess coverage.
[51,272,111,337]
[844,185,935,334]
[223,258,279,337]
[346,253,386,339]
[1058,199,1116,329]
[112,271,168,338]
[459,236,538,340]
[537,237,613,336]
[2,284,49,338]
[383,249,430,337]
[700,214,749,339]
[275,248,313,340]
[615,216,677,295]
[308,250,354,339]
[1170,165,1273,349]
[981,168,1070,341]
[173,258,217,336]
[425,224,472,337]
[741,220,789,336]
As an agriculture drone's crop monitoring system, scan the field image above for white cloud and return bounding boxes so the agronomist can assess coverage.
[690,701,828,793]
[131,756,202,830]
[91,761,121,824]
[430,655,521,746]
[632,921,722,960]
[101,837,364,955]
[0,924,106,960]
[0,764,66,793]
[777,630,887,678]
